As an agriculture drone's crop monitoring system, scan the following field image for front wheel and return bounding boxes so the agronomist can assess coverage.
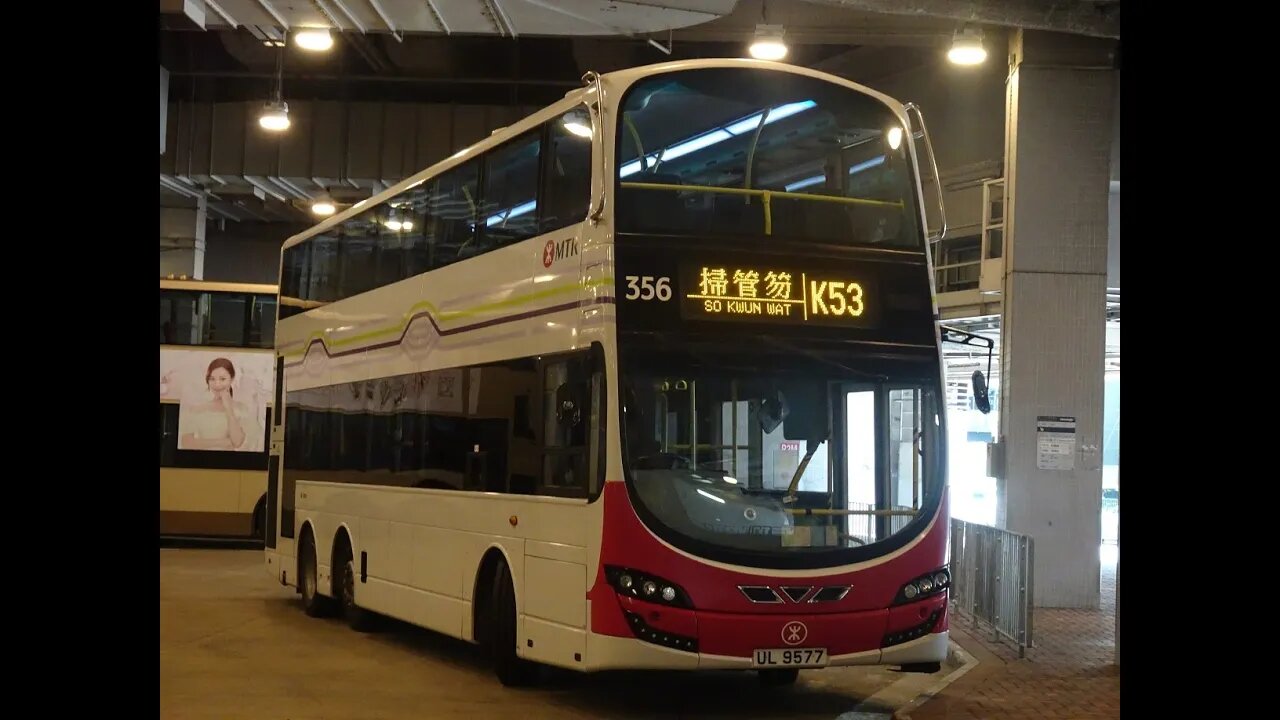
[489,561,538,686]
[299,532,335,618]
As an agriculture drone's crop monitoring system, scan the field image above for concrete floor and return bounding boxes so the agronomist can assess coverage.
[160,548,953,719]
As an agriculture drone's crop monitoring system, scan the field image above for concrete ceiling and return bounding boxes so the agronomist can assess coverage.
[161,1,1120,41]
[167,1,739,40]
[159,0,1119,222]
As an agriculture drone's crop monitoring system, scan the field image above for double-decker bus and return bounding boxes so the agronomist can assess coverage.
[160,279,276,541]
[264,58,953,686]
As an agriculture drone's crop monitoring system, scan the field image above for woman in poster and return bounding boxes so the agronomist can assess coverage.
[178,357,258,451]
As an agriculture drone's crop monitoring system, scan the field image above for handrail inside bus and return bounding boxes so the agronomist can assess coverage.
[743,106,771,195]
[623,113,647,172]
[782,508,919,517]
[619,181,903,236]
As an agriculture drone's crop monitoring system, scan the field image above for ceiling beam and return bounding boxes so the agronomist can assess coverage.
[804,0,1120,39]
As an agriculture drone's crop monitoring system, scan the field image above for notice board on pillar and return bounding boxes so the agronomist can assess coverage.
[1036,416,1077,470]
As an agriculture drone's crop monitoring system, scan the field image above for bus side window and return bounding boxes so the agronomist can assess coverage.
[430,161,479,262]
[338,216,378,299]
[280,243,309,320]
[479,130,541,251]
[541,109,593,234]
[307,235,340,304]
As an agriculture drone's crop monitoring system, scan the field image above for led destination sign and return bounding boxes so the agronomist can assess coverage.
[675,263,878,328]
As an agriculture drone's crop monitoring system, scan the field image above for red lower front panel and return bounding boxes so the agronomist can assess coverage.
[697,606,890,658]
[589,482,951,662]
[608,584,946,659]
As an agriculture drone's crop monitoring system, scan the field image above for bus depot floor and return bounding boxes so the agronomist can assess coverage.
[160,548,958,720]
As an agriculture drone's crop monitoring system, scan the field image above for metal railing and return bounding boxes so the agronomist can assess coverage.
[949,518,1035,657]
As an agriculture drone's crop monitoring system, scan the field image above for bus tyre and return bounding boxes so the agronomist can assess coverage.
[338,555,378,633]
[490,561,537,687]
[299,532,335,618]
[758,669,799,687]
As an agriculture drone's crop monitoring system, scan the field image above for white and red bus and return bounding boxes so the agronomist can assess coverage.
[264,58,955,686]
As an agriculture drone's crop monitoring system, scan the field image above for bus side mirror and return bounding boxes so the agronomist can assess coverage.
[972,370,992,415]
[757,393,788,434]
[556,382,586,427]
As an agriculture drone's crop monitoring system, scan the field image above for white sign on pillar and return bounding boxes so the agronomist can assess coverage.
[1035,415,1077,470]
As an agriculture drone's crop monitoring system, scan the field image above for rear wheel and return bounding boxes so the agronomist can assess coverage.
[336,550,378,632]
[488,561,537,686]
[299,532,334,617]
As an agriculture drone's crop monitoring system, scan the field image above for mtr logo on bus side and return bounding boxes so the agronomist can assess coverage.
[543,237,579,268]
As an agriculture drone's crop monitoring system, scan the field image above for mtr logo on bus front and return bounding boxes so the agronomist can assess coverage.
[625,263,872,326]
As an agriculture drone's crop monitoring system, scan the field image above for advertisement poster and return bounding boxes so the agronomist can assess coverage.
[160,348,274,453]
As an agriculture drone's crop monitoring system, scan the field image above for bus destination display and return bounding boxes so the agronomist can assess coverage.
[671,262,878,328]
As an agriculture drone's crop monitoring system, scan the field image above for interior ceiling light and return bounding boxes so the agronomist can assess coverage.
[948,27,987,65]
[749,24,788,61]
[311,198,336,216]
[887,126,903,150]
[294,28,334,52]
[258,46,290,131]
[384,207,404,231]
[258,100,290,131]
[562,110,593,138]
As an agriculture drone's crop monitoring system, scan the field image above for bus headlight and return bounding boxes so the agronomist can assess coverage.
[606,565,693,609]
[893,567,950,605]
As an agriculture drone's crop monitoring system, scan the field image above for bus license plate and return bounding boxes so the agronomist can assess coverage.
[752,648,828,668]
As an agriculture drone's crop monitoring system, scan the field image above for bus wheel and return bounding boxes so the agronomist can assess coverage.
[299,531,335,618]
[337,550,378,633]
[758,668,799,686]
[489,561,537,687]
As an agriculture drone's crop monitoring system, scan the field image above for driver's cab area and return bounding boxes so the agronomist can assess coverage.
[620,363,945,553]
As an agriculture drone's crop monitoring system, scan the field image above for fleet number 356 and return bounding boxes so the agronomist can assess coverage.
[625,276,673,301]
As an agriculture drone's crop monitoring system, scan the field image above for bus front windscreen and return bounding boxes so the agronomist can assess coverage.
[619,348,944,568]
[615,68,924,249]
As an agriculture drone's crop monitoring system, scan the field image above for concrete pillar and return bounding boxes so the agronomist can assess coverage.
[995,30,1116,609]
[160,196,207,280]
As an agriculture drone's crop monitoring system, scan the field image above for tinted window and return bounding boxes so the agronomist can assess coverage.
[429,161,480,262]
[479,132,541,250]
[274,106,596,313]
[616,69,922,248]
[542,110,593,234]
[206,293,247,346]
[161,290,276,348]
[282,347,602,499]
